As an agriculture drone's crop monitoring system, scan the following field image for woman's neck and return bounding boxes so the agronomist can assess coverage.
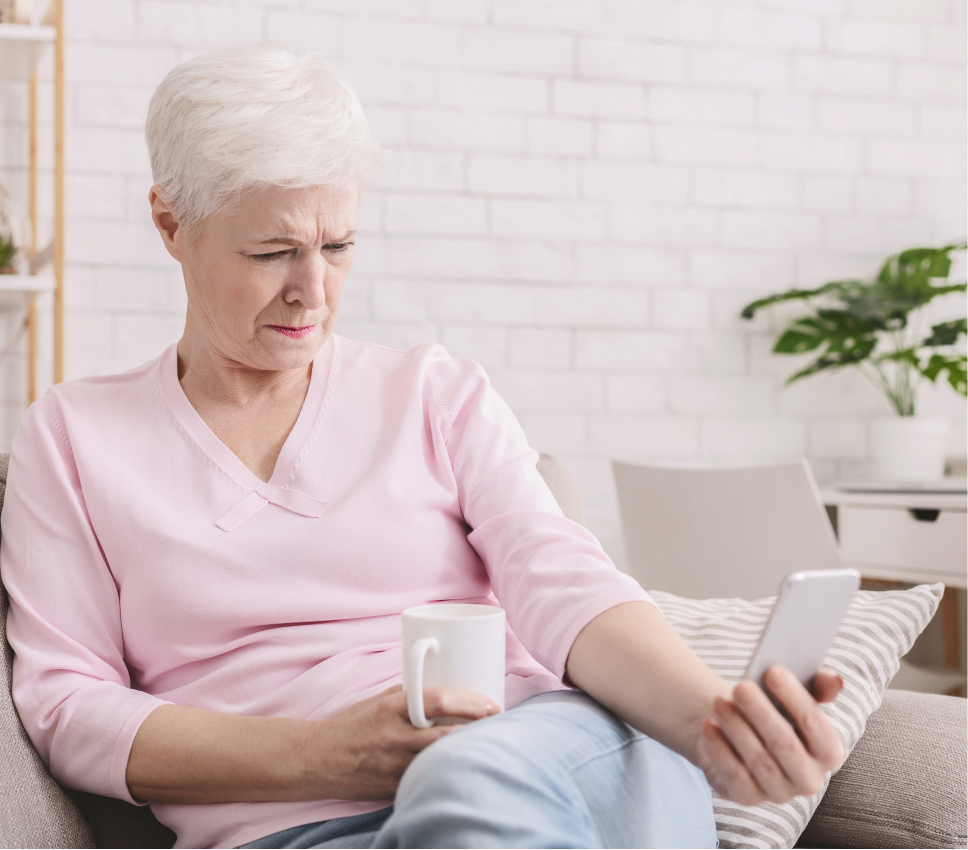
[174,322,316,483]
[176,323,313,410]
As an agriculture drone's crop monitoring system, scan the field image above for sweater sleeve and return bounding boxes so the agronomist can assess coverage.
[1,395,168,803]
[429,352,654,680]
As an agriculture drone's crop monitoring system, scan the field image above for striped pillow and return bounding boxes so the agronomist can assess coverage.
[651,583,943,850]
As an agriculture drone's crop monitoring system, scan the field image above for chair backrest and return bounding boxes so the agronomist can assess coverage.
[613,458,841,600]
[0,453,174,849]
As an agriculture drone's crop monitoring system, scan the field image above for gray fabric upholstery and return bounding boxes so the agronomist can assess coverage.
[798,688,967,849]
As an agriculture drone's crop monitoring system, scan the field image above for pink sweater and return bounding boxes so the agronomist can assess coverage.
[2,336,650,849]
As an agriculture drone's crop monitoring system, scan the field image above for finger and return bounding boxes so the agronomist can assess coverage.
[406,723,460,753]
[390,686,499,732]
[695,733,731,799]
[713,697,795,803]
[700,719,765,806]
[763,667,843,774]
[420,687,500,722]
[811,669,844,704]
[733,678,823,796]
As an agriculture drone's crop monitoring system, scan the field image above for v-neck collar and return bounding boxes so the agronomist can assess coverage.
[158,337,337,530]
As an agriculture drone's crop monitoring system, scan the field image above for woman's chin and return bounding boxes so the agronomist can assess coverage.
[255,329,327,372]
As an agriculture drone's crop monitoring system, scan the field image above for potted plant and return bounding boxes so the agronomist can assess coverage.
[742,242,967,481]
[0,234,15,275]
[0,182,20,275]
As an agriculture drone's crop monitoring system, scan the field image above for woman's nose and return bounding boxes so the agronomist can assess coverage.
[283,253,327,311]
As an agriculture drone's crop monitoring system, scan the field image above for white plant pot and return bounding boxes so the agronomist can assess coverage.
[871,416,950,482]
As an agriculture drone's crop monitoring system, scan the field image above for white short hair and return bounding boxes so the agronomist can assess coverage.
[145,43,380,230]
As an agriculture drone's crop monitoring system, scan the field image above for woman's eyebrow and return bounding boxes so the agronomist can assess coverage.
[256,236,303,247]
[256,230,357,247]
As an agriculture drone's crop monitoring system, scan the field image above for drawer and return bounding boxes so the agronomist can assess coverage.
[839,505,967,578]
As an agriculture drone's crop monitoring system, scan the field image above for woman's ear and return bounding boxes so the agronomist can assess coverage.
[149,186,184,262]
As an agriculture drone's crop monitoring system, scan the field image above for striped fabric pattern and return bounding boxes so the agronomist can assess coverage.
[652,584,943,850]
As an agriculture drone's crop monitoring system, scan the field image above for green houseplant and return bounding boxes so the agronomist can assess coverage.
[0,233,16,275]
[742,242,967,480]
[0,182,20,274]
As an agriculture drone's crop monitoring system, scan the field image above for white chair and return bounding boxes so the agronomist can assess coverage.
[613,459,841,600]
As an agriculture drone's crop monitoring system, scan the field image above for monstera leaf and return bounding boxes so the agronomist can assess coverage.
[920,353,967,394]
[922,319,967,348]
[773,311,879,383]
[742,242,967,416]
[740,281,850,320]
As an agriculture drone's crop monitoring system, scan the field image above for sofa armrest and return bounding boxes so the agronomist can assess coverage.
[0,584,95,848]
[797,689,967,849]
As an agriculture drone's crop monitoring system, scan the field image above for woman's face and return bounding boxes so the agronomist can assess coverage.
[157,182,359,373]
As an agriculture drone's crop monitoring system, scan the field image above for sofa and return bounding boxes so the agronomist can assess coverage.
[0,452,964,849]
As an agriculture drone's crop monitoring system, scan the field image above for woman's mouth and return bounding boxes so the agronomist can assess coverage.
[266,324,316,339]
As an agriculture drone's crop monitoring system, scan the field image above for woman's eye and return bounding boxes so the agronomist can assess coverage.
[324,242,354,253]
[252,249,295,262]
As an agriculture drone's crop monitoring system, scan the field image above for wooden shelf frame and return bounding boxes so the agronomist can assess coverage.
[0,1,63,404]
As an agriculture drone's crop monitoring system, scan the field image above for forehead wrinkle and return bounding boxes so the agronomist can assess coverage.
[254,227,357,247]
[268,205,353,238]
[230,184,359,245]
[255,209,318,244]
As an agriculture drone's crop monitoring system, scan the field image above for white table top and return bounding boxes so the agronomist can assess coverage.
[821,481,967,511]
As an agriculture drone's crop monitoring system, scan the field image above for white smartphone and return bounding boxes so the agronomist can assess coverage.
[745,569,861,697]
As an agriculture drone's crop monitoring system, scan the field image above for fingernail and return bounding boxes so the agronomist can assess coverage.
[836,676,844,688]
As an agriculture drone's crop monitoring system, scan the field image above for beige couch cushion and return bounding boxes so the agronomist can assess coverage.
[0,454,96,848]
[799,688,967,849]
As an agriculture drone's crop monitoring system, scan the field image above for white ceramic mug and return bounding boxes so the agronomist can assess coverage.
[401,603,506,729]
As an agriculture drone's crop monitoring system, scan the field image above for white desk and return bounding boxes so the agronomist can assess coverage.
[821,483,967,588]
[822,482,967,675]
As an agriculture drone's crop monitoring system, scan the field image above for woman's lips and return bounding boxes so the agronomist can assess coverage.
[266,324,315,339]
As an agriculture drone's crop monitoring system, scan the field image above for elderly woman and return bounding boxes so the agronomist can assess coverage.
[2,45,842,850]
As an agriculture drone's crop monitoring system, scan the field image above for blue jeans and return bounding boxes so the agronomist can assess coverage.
[242,690,717,849]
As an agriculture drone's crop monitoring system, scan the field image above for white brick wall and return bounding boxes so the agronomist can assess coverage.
[1,0,964,567]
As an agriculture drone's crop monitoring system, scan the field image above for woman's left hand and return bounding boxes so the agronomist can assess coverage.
[568,603,845,808]
[696,665,844,805]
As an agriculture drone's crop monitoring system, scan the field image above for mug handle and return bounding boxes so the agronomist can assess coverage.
[407,637,440,728]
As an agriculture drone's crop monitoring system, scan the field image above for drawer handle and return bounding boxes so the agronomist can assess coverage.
[909,509,941,522]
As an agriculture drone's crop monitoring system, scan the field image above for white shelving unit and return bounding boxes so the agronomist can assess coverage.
[0,275,55,309]
[0,23,56,80]
[0,1,63,404]
[0,274,55,292]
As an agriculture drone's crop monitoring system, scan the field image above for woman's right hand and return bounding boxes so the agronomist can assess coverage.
[306,685,499,800]
[126,686,497,805]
